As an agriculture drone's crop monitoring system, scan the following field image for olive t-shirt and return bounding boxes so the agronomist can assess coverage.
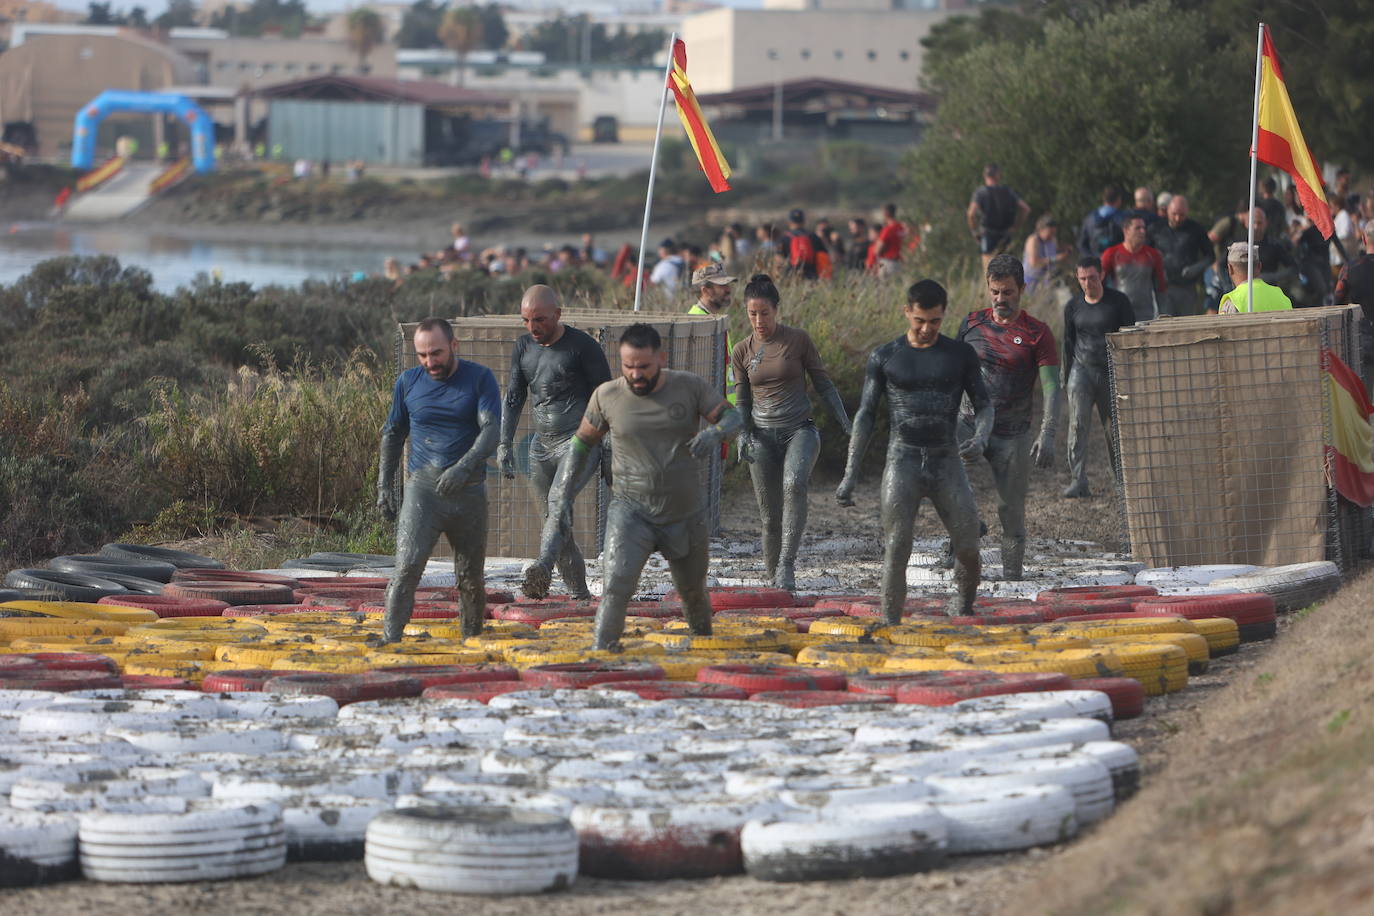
[731,324,831,430]
[584,369,721,523]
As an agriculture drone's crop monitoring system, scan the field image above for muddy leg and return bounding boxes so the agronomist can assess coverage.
[383,470,444,643]
[929,454,981,617]
[1064,367,1095,498]
[1090,371,1120,484]
[445,482,488,638]
[665,511,714,636]
[775,424,820,592]
[529,444,599,599]
[879,449,921,626]
[593,499,656,650]
[748,428,784,580]
[987,433,1030,580]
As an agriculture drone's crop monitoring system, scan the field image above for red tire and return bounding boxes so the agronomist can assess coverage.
[1052,611,1189,624]
[666,586,796,610]
[1133,593,1276,625]
[1038,597,1135,616]
[1070,677,1146,719]
[122,675,198,690]
[714,606,822,621]
[1037,585,1158,602]
[519,661,665,689]
[811,595,871,613]
[98,595,230,617]
[894,672,1073,706]
[355,602,460,620]
[597,681,750,700]
[261,672,423,705]
[164,581,295,606]
[749,690,894,708]
[292,586,386,603]
[848,670,999,698]
[171,569,301,587]
[422,680,530,703]
[7,652,120,673]
[0,655,40,671]
[491,604,594,626]
[0,669,123,690]
[299,596,366,609]
[486,589,515,605]
[844,597,943,619]
[945,613,1044,626]
[696,664,846,694]
[373,663,518,689]
[222,604,316,618]
[203,669,312,692]
[621,601,684,620]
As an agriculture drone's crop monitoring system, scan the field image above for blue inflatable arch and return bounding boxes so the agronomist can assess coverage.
[71,90,216,173]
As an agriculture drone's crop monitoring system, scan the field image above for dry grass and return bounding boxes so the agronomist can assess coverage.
[996,571,1374,915]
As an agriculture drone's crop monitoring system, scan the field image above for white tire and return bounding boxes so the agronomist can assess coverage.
[933,783,1078,853]
[0,809,79,886]
[914,715,1110,752]
[742,802,948,882]
[929,754,1115,824]
[210,693,340,720]
[77,802,286,883]
[950,690,1114,724]
[571,798,778,880]
[106,725,289,755]
[775,773,930,811]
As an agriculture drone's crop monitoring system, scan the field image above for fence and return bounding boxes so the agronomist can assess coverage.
[396,308,728,561]
[1108,304,1367,570]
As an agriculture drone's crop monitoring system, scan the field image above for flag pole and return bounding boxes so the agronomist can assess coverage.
[633,31,678,313]
[1246,22,1264,312]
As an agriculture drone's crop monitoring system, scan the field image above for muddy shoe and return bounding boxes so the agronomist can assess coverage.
[1062,481,1092,498]
[942,595,972,617]
[521,561,553,599]
[773,563,796,593]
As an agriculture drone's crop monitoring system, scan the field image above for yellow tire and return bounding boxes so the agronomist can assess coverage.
[881,656,981,672]
[367,651,491,667]
[1033,618,1198,638]
[655,653,723,681]
[801,618,881,638]
[1191,617,1241,654]
[7,634,126,652]
[645,631,784,652]
[0,619,128,640]
[0,600,158,623]
[879,625,1022,648]
[952,647,1126,679]
[270,654,374,673]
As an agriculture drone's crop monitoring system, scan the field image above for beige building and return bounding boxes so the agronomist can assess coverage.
[0,29,196,157]
[167,28,398,92]
[679,7,954,94]
[0,0,80,46]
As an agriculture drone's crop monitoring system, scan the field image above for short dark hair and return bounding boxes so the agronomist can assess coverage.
[907,279,947,310]
[983,163,1000,179]
[884,202,897,218]
[986,252,1024,287]
[659,238,678,254]
[851,216,867,230]
[416,317,455,341]
[1103,184,1123,205]
[743,273,780,306]
[1124,214,1146,231]
[1261,177,1277,193]
[1077,256,1103,272]
[620,322,661,351]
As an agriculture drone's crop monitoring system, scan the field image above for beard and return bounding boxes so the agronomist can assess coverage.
[628,369,660,396]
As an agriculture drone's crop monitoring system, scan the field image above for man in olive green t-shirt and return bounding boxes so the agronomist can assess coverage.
[1212,242,1293,315]
[523,322,743,648]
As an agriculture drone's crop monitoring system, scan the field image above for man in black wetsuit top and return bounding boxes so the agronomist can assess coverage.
[836,279,993,622]
[500,285,613,599]
[1062,256,1136,498]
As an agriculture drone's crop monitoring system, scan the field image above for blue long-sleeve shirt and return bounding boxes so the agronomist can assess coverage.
[384,362,501,472]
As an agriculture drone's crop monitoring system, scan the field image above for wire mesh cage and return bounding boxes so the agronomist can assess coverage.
[396,308,728,561]
[1108,304,1366,569]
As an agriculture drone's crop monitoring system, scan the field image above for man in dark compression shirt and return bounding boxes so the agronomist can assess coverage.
[837,279,993,621]
[501,285,613,599]
[1061,257,1136,498]
[376,318,502,642]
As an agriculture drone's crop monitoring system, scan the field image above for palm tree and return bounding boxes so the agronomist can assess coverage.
[439,6,483,86]
[347,8,385,73]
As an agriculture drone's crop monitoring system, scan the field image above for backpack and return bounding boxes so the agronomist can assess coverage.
[1085,207,1123,256]
[788,231,817,273]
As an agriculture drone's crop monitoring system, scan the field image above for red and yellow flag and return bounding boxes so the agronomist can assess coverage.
[668,39,731,194]
[1256,26,1332,239]
[1323,348,1374,506]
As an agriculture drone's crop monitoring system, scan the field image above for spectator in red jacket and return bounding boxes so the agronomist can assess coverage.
[1101,214,1167,322]
[868,202,905,277]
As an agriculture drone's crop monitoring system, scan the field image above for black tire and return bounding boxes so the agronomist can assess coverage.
[99,543,225,570]
[3,569,128,602]
[0,586,63,602]
[282,552,394,571]
[49,554,176,583]
[91,572,167,595]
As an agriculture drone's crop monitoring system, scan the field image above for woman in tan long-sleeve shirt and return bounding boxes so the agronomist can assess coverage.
[732,274,852,591]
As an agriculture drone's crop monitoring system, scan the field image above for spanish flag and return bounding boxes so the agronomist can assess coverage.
[1323,348,1374,507]
[669,39,731,194]
[1256,26,1333,239]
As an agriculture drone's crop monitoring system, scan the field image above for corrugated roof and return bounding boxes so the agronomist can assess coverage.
[254,75,503,106]
[697,78,934,112]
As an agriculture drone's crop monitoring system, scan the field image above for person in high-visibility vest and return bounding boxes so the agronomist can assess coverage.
[686,262,737,406]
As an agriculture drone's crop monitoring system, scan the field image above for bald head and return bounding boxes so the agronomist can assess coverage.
[1134,186,1153,211]
[520,284,563,346]
[1167,195,1189,228]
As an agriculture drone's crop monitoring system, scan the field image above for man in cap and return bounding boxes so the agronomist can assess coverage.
[688,262,738,405]
[1212,243,1293,314]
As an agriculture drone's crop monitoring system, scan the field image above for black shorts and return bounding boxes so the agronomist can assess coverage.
[980,231,1012,255]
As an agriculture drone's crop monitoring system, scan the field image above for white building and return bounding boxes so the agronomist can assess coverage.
[678,7,955,94]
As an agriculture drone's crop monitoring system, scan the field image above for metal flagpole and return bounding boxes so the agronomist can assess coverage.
[1245,22,1264,313]
[633,31,678,313]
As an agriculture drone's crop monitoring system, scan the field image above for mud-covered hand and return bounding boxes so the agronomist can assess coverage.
[738,431,756,464]
[959,433,987,463]
[1030,425,1056,468]
[496,442,516,480]
[687,425,726,459]
[436,461,479,497]
[376,485,398,522]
